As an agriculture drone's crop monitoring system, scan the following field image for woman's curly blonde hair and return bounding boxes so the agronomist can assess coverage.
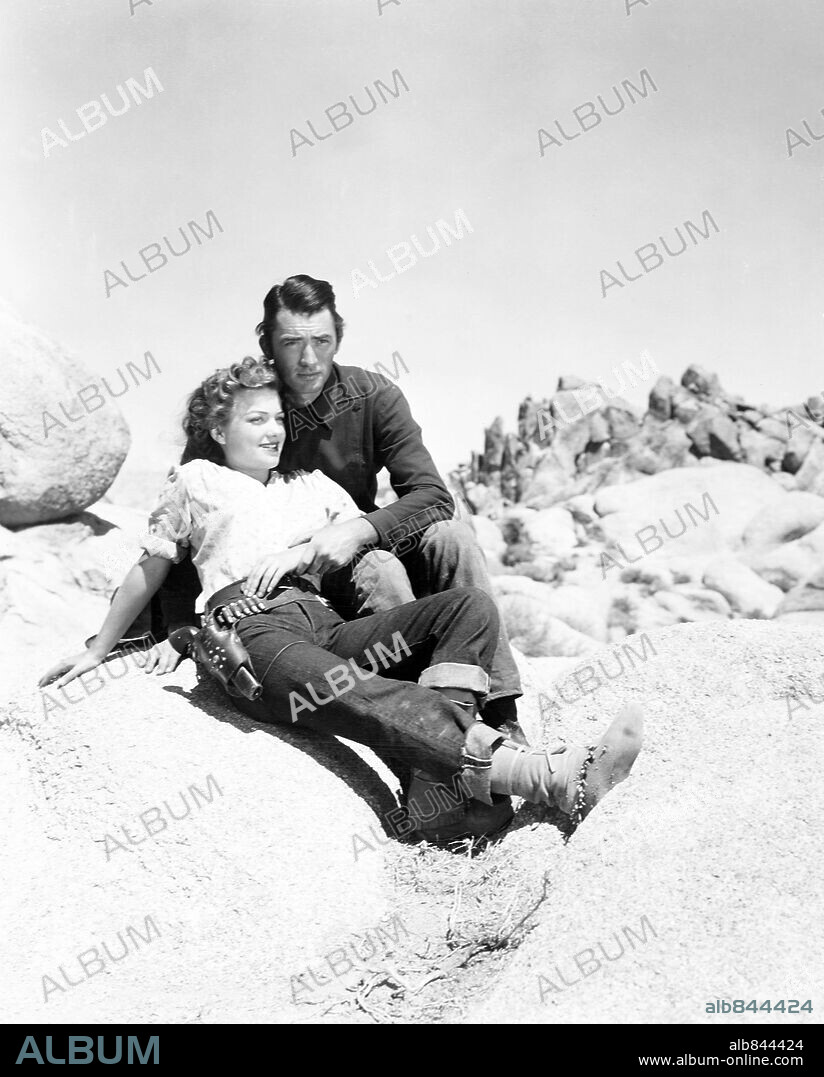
[180,357,281,465]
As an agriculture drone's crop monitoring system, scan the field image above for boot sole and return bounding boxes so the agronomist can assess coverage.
[577,703,644,821]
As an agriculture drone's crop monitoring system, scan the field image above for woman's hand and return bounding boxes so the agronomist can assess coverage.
[38,650,103,691]
[141,639,184,675]
[242,547,308,597]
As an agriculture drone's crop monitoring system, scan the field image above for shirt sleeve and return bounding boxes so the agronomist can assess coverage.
[139,466,194,563]
[312,471,365,525]
[363,377,455,548]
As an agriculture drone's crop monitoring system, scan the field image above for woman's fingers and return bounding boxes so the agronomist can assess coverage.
[142,645,160,672]
[54,669,80,690]
[39,653,90,688]
[54,655,99,690]
[142,640,181,675]
[244,560,280,597]
[38,660,70,688]
[241,556,306,599]
[151,641,181,675]
[242,563,264,596]
[267,560,287,590]
[257,565,280,595]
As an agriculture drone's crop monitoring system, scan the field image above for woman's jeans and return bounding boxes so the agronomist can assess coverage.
[229,586,502,797]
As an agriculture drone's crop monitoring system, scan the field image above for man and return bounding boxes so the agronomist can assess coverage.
[151,274,523,734]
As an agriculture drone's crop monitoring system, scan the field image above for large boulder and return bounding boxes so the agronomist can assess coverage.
[469,515,506,565]
[546,391,593,467]
[781,421,821,473]
[648,376,675,421]
[519,506,577,559]
[652,586,732,623]
[493,587,600,657]
[0,507,146,662]
[686,406,741,460]
[593,463,786,564]
[604,399,640,445]
[627,415,693,474]
[743,520,824,592]
[521,449,576,508]
[608,586,685,636]
[738,425,786,471]
[740,491,824,548]
[702,556,783,619]
[681,364,723,402]
[0,306,130,525]
[494,575,610,642]
[777,566,824,615]
[793,441,824,498]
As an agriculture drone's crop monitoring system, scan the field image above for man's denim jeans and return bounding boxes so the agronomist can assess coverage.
[230,586,502,798]
[322,520,523,710]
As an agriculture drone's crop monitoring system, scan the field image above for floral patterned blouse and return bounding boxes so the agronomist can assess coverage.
[139,459,363,607]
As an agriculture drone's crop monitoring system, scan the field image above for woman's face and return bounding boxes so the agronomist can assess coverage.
[213,386,286,480]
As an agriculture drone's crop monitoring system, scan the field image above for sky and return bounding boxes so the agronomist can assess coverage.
[2,0,823,487]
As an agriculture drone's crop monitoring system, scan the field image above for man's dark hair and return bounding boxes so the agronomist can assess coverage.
[256,274,345,360]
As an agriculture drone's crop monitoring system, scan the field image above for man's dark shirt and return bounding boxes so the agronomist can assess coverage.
[158,362,454,629]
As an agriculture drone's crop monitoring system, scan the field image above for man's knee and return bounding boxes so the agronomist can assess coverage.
[452,585,498,626]
[420,519,476,554]
[415,519,494,596]
[354,549,416,610]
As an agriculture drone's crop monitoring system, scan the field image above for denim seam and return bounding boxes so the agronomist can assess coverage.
[258,639,312,685]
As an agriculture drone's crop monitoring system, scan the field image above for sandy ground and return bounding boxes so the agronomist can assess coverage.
[2,620,822,1024]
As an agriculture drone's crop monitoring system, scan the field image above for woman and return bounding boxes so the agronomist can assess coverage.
[39,358,643,842]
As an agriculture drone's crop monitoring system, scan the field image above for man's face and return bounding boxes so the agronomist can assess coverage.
[268,307,338,407]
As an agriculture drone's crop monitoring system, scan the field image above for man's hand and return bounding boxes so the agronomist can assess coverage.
[141,639,184,676]
[296,518,379,575]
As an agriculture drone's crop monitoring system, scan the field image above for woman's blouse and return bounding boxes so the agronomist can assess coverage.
[139,459,363,607]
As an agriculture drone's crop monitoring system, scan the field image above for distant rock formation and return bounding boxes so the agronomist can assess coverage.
[446,366,824,655]
[451,364,824,513]
[0,304,130,526]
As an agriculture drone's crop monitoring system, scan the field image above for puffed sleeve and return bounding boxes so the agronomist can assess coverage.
[139,465,194,562]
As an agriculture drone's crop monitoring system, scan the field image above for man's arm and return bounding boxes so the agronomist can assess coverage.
[364,379,454,549]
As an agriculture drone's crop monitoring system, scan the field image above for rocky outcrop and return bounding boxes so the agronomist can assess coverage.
[0,502,146,664]
[702,556,783,619]
[0,305,130,526]
[453,363,822,514]
[448,367,824,657]
[463,461,824,652]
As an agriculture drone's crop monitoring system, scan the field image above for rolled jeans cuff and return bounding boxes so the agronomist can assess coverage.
[418,662,490,696]
[460,722,504,806]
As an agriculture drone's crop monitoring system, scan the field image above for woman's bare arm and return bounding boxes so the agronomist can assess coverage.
[39,555,172,689]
